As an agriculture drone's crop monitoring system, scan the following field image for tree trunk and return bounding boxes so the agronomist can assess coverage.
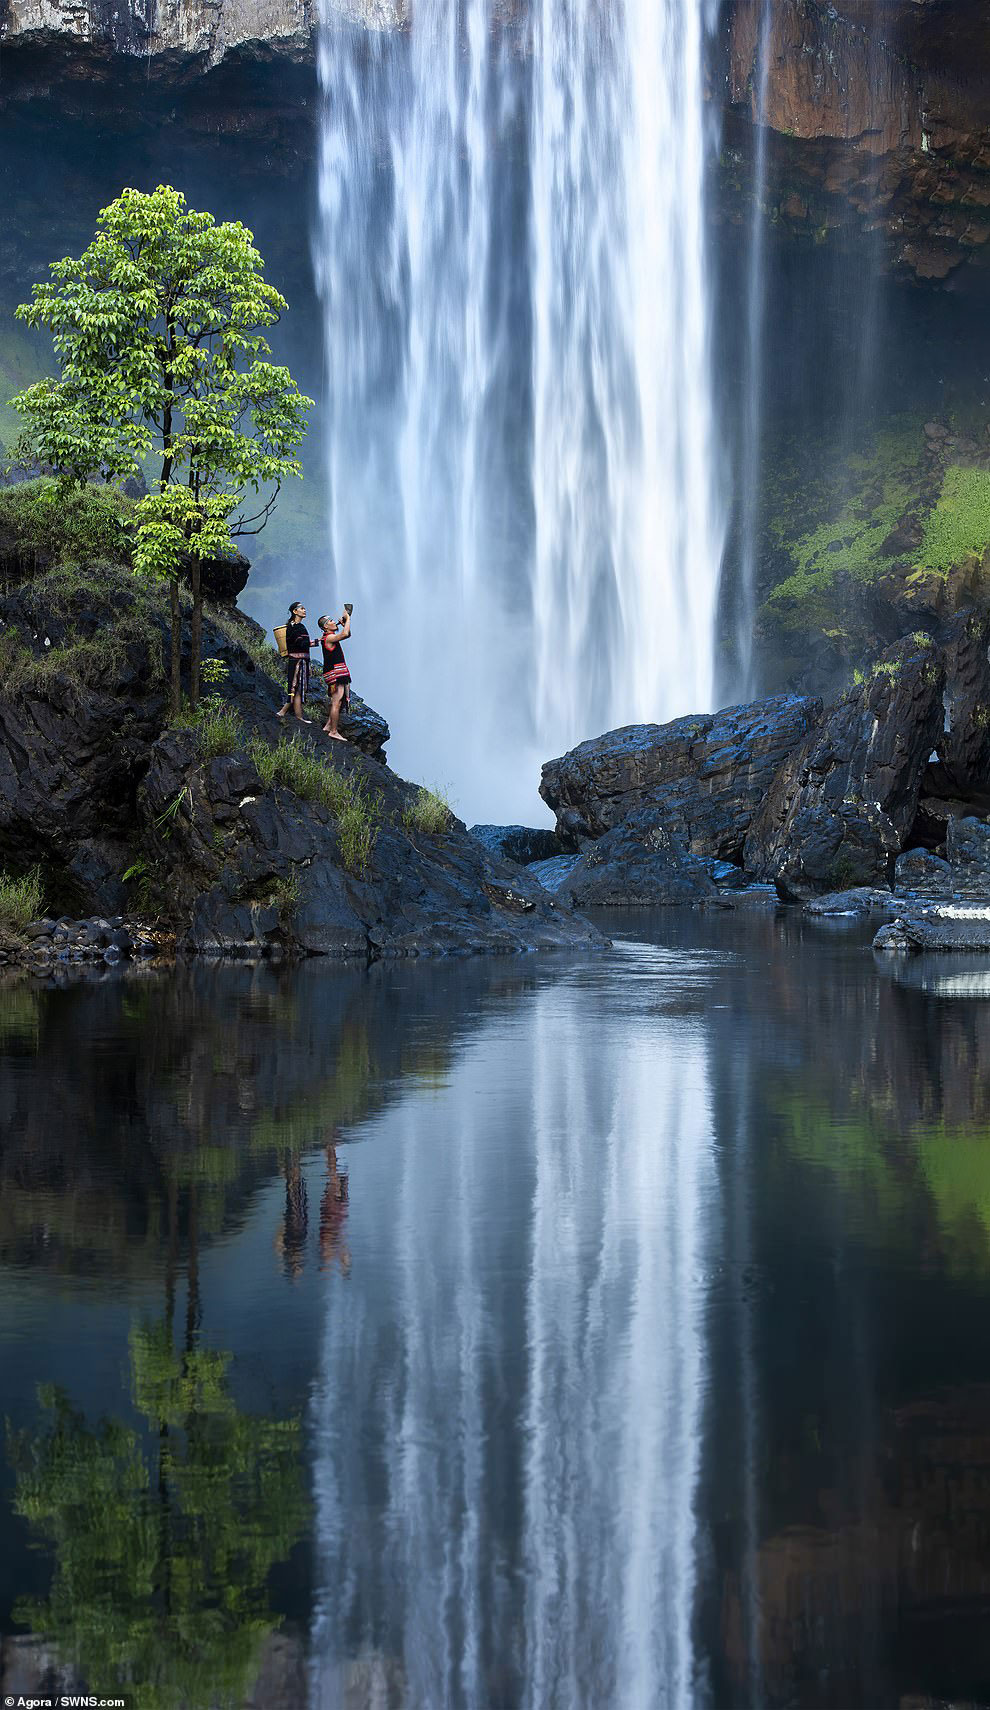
[169,575,182,718]
[189,559,202,709]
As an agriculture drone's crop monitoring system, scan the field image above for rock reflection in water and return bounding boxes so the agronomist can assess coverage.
[309,946,715,1710]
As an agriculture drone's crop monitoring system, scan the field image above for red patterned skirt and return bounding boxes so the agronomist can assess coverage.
[323,661,351,709]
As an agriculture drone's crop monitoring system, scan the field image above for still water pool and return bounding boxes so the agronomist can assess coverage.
[2,910,990,1709]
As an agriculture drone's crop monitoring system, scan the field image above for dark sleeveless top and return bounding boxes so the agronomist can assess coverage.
[322,635,349,673]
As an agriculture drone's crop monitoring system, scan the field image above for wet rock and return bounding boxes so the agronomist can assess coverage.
[554,809,719,908]
[895,848,955,894]
[540,693,821,860]
[874,908,990,953]
[185,548,250,607]
[805,887,896,917]
[946,815,990,881]
[469,824,563,865]
[0,565,391,911]
[931,608,990,798]
[526,854,582,894]
[139,729,606,960]
[744,637,945,900]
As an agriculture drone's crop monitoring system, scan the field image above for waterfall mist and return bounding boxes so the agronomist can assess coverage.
[315,0,725,823]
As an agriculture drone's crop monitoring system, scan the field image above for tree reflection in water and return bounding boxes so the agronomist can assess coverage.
[9,1322,305,1710]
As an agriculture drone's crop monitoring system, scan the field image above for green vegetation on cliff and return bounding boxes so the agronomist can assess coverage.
[760,418,990,672]
[0,476,134,569]
[918,464,990,571]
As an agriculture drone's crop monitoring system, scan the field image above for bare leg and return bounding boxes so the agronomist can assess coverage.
[326,684,348,739]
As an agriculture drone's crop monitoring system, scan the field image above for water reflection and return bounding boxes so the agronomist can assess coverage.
[4,925,990,1706]
[309,947,716,1710]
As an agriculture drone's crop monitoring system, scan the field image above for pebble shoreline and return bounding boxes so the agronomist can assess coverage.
[0,915,169,973]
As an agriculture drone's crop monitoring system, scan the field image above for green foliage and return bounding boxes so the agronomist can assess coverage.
[248,737,380,876]
[268,870,300,922]
[0,476,134,570]
[402,785,454,835]
[0,311,50,464]
[0,611,160,699]
[170,694,244,759]
[11,184,313,584]
[764,422,921,629]
[917,464,990,572]
[200,655,228,685]
[9,1321,306,1710]
[0,866,43,933]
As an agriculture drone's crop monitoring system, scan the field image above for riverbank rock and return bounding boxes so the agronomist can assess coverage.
[743,637,945,899]
[0,913,165,971]
[874,908,990,954]
[540,693,821,859]
[554,809,719,908]
[139,729,604,958]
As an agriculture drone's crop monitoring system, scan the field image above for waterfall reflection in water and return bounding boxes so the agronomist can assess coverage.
[309,948,716,1709]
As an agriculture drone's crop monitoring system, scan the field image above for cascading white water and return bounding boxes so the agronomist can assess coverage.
[316,0,725,823]
[735,0,772,702]
[529,0,725,744]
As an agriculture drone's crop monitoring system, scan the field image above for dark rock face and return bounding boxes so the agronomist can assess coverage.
[932,608,990,796]
[555,808,719,908]
[744,638,945,899]
[469,824,562,865]
[139,731,603,959]
[726,0,990,282]
[189,548,250,607]
[946,815,990,884]
[540,693,821,860]
[0,565,602,957]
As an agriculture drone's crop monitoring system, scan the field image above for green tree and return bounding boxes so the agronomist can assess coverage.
[11,184,313,712]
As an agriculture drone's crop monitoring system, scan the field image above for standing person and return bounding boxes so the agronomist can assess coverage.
[318,609,352,741]
[277,601,318,722]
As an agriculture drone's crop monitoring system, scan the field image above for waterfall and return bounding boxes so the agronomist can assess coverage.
[735,0,772,702]
[529,0,725,747]
[315,0,725,822]
[308,949,716,1707]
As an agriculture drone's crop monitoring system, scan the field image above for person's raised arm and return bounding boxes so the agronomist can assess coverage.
[336,612,352,641]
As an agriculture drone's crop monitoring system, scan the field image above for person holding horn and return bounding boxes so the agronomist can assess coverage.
[319,605,352,741]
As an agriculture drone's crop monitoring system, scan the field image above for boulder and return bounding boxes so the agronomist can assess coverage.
[895,847,955,895]
[805,887,897,917]
[874,909,990,954]
[469,824,562,865]
[945,816,990,898]
[184,548,250,607]
[744,636,945,900]
[540,693,821,859]
[554,808,718,907]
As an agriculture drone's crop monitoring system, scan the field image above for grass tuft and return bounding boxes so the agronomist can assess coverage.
[402,785,454,835]
[170,695,244,759]
[248,736,380,876]
[0,867,43,935]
